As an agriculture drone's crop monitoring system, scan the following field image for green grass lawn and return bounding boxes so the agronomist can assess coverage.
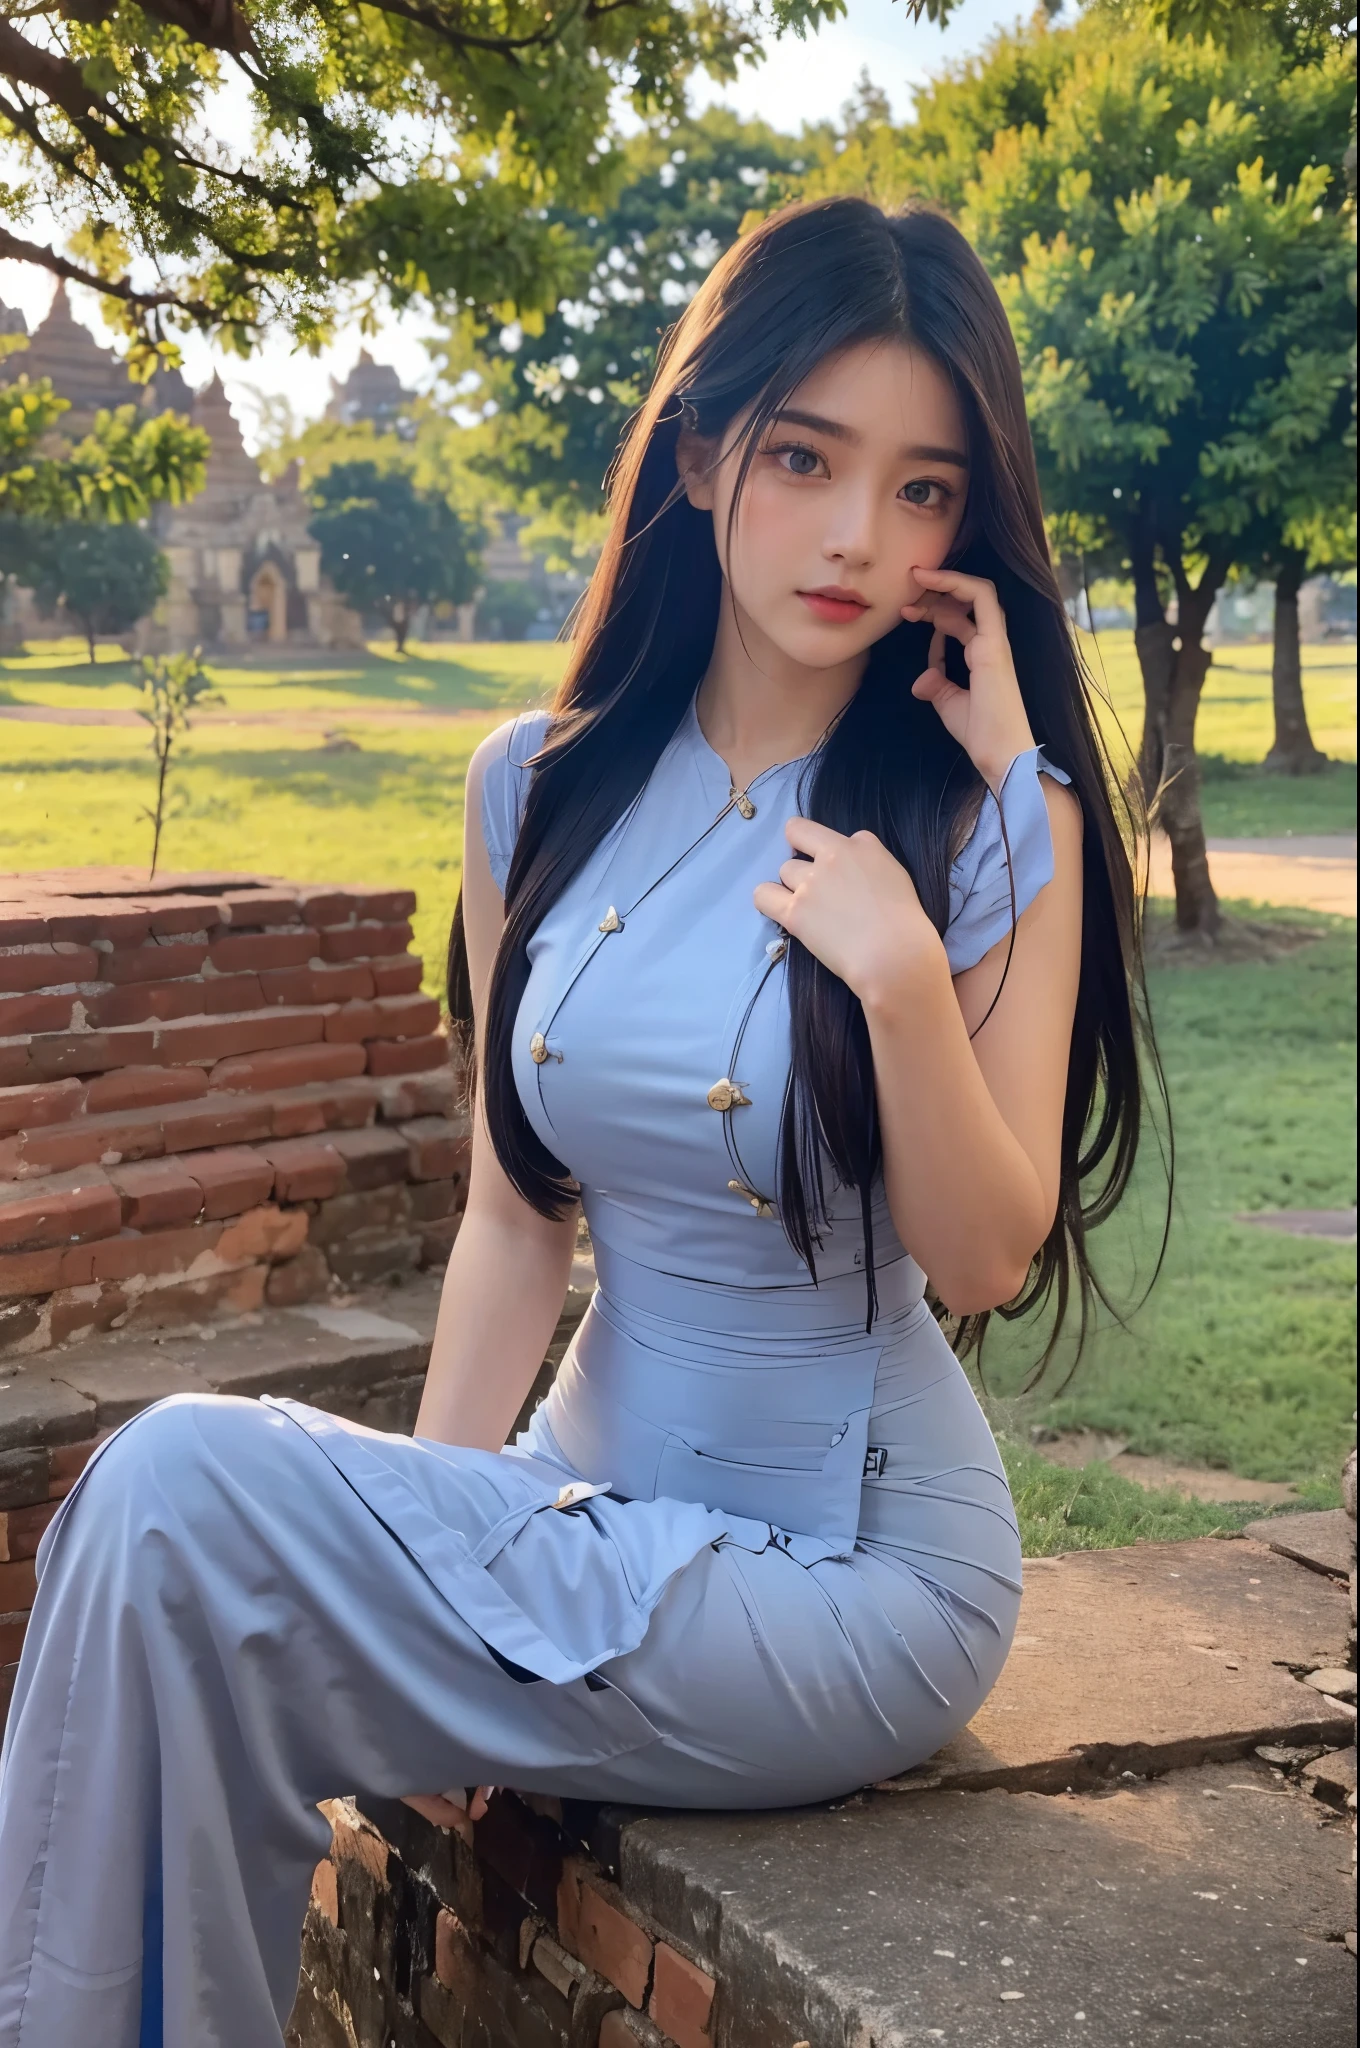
[983,913,1356,1505]
[1,633,1354,1539]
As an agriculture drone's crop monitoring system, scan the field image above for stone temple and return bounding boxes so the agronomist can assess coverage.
[0,286,361,651]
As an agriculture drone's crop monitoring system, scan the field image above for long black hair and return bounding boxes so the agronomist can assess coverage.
[449,196,1158,1372]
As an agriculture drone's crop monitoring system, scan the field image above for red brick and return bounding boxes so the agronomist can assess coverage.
[310,1858,339,1926]
[184,1148,276,1220]
[267,1079,381,1138]
[49,1439,101,1482]
[208,1042,366,1094]
[329,1125,410,1191]
[597,2014,635,2048]
[327,993,439,1046]
[0,1499,58,1562]
[406,1178,461,1223]
[365,1034,448,1078]
[217,889,302,927]
[0,1078,85,1136]
[417,1215,460,1266]
[0,1560,37,1611]
[0,1174,121,1252]
[0,1044,32,1088]
[98,941,209,986]
[0,991,76,1036]
[317,921,414,964]
[649,1944,715,2048]
[84,1066,208,1115]
[258,961,374,1006]
[351,888,417,921]
[0,1109,166,1178]
[108,1158,205,1230]
[137,893,223,938]
[26,1026,159,1079]
[370,954,424,996]
[216,1203,308,1264]
[260,1138,345,1202]
[264,1243,329,1307]
[373,1068,458,1121]
[161,1097,275,1153]
[49,1282,129,1345]
[0,1613,29,1663]
[0,1245,64,1293]
[399,1117,470,1184]
[0,910,50,947]
[434,1908,478,1994]
[56,900,150,944]
[310,1186,411,1247]
[123,1263,265,1327]
[208,930,314,975]
[153,1007,329,1066]
[0,943,99,993]
[297,887,360,928]
[65,1218,226,1286]
[558,1861,653,2008]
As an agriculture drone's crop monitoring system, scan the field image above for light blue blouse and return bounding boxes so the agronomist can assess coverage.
[480,696,1069,1293]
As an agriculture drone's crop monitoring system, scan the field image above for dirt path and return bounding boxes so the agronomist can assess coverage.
[1148,833,1356,915]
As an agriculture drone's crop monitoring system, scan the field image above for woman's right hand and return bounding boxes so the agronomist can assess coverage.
[401,1785,495,1842]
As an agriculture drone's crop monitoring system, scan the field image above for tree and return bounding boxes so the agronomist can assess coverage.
[460,106,809,535]
[15,520,170,663]
[308,461,477,652]
[796,13,1354,936]
[138,649,219,876]
[0,362,208,526]
[0,2,891,353]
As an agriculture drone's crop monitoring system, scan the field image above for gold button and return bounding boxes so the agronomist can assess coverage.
[707,1078,751,1112]
[597,906,622,934]
[730,788,757,821]
[766,938,788,963]
[727,1178,774,1218]
[529,1032,551,1065]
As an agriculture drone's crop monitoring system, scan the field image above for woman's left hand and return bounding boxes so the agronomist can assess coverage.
[903,567,1036,793]
[753,818,943,1005]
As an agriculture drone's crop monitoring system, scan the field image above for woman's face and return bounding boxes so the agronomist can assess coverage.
[680,337,970,671]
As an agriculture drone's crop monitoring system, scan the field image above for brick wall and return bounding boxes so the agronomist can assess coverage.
[0,867,469,1355]
[291,1792,718,2048]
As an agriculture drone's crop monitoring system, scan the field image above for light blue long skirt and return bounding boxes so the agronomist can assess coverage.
[0,1254,1020,2046]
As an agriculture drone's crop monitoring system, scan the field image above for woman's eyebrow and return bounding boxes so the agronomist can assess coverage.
[768,409,969,468]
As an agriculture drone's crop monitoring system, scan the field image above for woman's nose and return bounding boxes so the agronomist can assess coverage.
[822,490,877,567]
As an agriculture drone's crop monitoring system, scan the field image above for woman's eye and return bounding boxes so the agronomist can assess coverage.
[902,479,948,509]
[773,443,825,478]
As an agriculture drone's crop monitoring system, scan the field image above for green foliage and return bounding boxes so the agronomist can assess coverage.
[137,647,220,874]
[0,2,857,350]
[9,520,169,664]
[0,376,208,523]
[308,461,477,651]
[999,1437,1277,1555]
[462,106,809,528]
[475,578,541,643]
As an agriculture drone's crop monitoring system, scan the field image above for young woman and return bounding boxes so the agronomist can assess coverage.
[0,198,1145,2047]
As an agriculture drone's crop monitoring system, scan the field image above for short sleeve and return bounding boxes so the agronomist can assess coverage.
[943,747,1072,975]
[477,710,551,894]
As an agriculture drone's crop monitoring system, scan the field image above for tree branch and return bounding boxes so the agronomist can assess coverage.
[0,221,212,318]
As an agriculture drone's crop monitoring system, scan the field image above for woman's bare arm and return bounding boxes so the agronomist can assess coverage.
[414,734,578,1450]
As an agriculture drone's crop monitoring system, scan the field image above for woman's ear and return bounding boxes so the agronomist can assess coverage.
[676,429,716,511]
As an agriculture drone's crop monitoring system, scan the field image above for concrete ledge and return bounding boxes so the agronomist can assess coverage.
[290,1527,1356,2048]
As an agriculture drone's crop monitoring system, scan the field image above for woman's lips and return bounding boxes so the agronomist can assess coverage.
[797,587,870,624]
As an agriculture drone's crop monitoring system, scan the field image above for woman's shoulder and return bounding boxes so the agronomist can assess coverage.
[943,746,1073,976]
[471,709,553,895]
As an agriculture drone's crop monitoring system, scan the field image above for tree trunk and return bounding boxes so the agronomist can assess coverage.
[393,606,408,655]
[1127,533,1228,938]
[1265,555,1326,774]
[1159,557,1225,937]
[1131,532,1175,799]
[83,617,97,666]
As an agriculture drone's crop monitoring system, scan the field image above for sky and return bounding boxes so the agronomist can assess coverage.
[0,0,1035,449]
